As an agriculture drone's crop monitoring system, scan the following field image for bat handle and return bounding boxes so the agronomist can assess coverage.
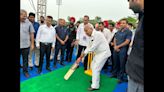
[71,63,79,70]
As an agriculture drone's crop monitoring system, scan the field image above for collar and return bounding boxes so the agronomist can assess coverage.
[45,24,53,29]
[21,19,28,23]
[91,29,96,37]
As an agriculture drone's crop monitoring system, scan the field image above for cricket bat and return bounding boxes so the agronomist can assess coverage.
[64,58,81,80]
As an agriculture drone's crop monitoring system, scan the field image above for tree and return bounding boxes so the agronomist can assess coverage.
[52,20,57,26]
[89,19,97,26]
[95,16,102,23]
[120,16,138,28]
[108,20,115,26]
[126,16,137,24]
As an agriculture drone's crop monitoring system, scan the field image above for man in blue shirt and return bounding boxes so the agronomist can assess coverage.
[28,12,40,70]
[111,19,132,83]
[54,19,69,67]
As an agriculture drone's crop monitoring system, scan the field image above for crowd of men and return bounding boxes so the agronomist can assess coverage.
[20,0,144,91]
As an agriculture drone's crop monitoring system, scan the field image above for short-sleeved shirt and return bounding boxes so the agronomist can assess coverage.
[55,26,68,46]
[20,19,35,48]
[115,28,132,48]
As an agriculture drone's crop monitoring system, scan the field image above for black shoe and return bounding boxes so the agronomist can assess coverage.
[24,72,30,78]
[123,79,128,82]
[65,58,68,61]
[29,67,33,71]
[54,65,57,68]
[118,79,124,84]
[88,87,99,91]
[34,65,39,68]
[37,70,41,74]
[60,63,65,66]
[46,67,52,71]
[68,58,71,62]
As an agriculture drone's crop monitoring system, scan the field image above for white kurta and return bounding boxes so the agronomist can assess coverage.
[84,30,111,89]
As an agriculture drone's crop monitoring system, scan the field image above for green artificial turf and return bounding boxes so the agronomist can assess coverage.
[21,65,118,92]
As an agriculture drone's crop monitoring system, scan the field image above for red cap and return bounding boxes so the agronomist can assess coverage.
[103,20,109,28]
[70,17,76,23]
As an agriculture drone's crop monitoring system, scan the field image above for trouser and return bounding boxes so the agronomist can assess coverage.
[38,42,52,71]
[54,45,66,65]
[102,45,114,71]
[50,48,55,60]
[91,51,110,89]
[112,48,128,81]
[66,40,74,61]
[102,57,109,70]
[76,44,88,70]
[110,46,114,71]
[128,77,144,92]
[28,46,40,67]
[20,47,29,73]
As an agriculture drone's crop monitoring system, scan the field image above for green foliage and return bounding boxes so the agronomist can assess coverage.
[95,16,102,23]
[75,16,138,28]
[89,19,98,26]
[120,16,138,28]
[52,20,57,26]
[108,20,115,26]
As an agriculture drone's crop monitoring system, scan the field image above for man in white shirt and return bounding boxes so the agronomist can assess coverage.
[99,22,113,72]
[94,23,99,31]
[76,24,111,91]
[99,22,113,44]
[75,15,94,70]
[40,16,45,25]
[108,23,118,72]
[127,23,136,55]
[36,16,56,74]
[108,23,118,42]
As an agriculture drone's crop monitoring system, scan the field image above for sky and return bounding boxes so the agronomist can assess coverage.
[21,0,136,22]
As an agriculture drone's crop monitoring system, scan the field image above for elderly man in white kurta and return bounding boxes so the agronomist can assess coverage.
[76,24,111,91]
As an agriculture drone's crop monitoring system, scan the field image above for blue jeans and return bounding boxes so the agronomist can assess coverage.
[128,77,144,92]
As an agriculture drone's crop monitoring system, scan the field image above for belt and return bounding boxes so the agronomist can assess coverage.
[40,42,52,45]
